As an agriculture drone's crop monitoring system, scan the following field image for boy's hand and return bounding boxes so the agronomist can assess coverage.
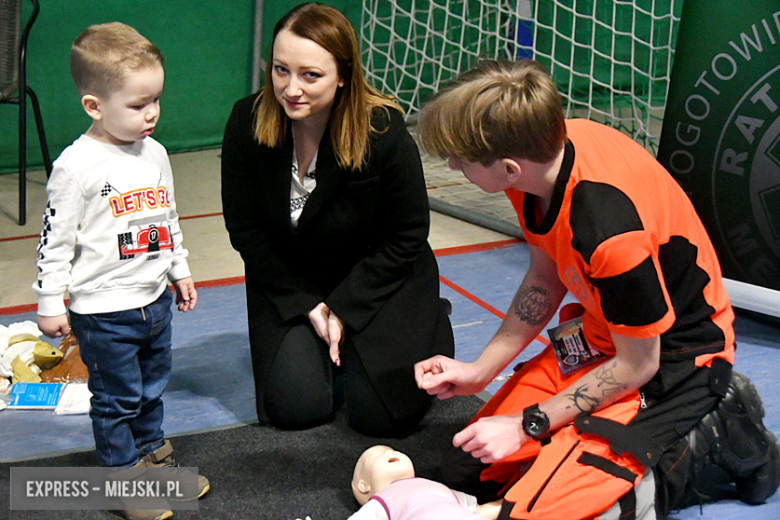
[37,314,70,339]
[172,277,197,312]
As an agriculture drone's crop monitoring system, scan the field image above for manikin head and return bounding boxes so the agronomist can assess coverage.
[351,445,415,505]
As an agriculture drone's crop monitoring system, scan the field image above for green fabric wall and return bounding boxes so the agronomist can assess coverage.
[1,0,361,173]
[259,0,362,62]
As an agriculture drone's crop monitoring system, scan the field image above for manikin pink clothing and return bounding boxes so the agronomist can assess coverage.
[368,478,483,520]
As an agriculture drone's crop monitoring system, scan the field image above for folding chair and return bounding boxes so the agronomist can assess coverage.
[0,0,52,226]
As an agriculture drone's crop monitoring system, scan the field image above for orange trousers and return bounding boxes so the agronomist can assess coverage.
[473,347,647,520]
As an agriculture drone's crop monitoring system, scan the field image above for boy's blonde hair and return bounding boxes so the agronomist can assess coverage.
[71,22,163,98]
[254,2,399,170]
[418,59,566,165]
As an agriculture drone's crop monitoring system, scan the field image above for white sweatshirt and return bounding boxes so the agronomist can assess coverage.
[33,135,191,317]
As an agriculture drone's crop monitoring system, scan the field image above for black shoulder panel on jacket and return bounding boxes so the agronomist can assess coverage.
[592,256,668,326]
[570,181,644,264]
[657,236,725,358]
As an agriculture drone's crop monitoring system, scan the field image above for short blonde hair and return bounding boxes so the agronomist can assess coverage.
[254,2,399,170]
[71,22,163,98]
[418,59,566,165]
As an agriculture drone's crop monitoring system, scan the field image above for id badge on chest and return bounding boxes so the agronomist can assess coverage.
[547,316,607,375]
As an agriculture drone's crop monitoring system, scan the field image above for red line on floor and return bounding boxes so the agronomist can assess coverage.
[426,183,465,189]
[0,234,39,243]
[438,275,551,347]
[180,212,223,221]
[3,217,515,248]
[0,303,38,315]
[0,278,243,314]
[440,275,505,319]
[434,238,522,257]
[195,276,245,288]
[2,273,553,348]
[0,212,225,243]
[0,240,528,316]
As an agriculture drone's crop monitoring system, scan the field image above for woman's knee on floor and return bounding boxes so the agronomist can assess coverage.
[263,324,335,429]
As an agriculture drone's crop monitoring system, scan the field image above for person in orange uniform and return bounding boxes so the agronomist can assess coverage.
[414,59,779,519]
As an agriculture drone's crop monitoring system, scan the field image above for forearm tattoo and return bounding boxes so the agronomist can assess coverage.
[565,360,628,415]
[593,360,628,398]
[512,285,553,326]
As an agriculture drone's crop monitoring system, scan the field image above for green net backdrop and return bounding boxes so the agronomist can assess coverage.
[2,0,679,171]
[361,0,682,153]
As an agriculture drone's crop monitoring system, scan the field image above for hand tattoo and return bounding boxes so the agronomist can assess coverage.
[512,285,553,326]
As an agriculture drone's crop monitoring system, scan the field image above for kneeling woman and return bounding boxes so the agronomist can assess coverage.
[221,3,454,437]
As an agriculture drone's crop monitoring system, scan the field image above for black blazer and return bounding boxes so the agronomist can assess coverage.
[221,93,454,421]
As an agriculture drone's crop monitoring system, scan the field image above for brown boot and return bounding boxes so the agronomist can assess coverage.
[138,440,210,499]
[104,465,174,520]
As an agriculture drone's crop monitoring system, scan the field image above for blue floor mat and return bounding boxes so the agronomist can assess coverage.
[1,243,778,517]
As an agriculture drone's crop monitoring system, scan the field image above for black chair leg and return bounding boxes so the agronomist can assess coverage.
[18,90,27,226]
[16,86,51,226]
[27,85,52,176]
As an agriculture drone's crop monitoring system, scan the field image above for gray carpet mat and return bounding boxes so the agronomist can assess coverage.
[1,395,485,520]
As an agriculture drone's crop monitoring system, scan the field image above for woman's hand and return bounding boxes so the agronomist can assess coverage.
[326,310,344,365]
[308,302,345,366]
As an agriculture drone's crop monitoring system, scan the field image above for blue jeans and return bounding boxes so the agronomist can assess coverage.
[70,290,173,467]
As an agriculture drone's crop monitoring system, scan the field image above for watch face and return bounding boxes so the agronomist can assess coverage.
[525,418,545,436]
[525,417,546,437]
[523,408,550,439]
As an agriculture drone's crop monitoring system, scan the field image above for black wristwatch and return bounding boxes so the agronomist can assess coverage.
[522,404,552,446]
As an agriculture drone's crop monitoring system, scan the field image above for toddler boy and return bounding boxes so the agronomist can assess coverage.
[33,22,208,520]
